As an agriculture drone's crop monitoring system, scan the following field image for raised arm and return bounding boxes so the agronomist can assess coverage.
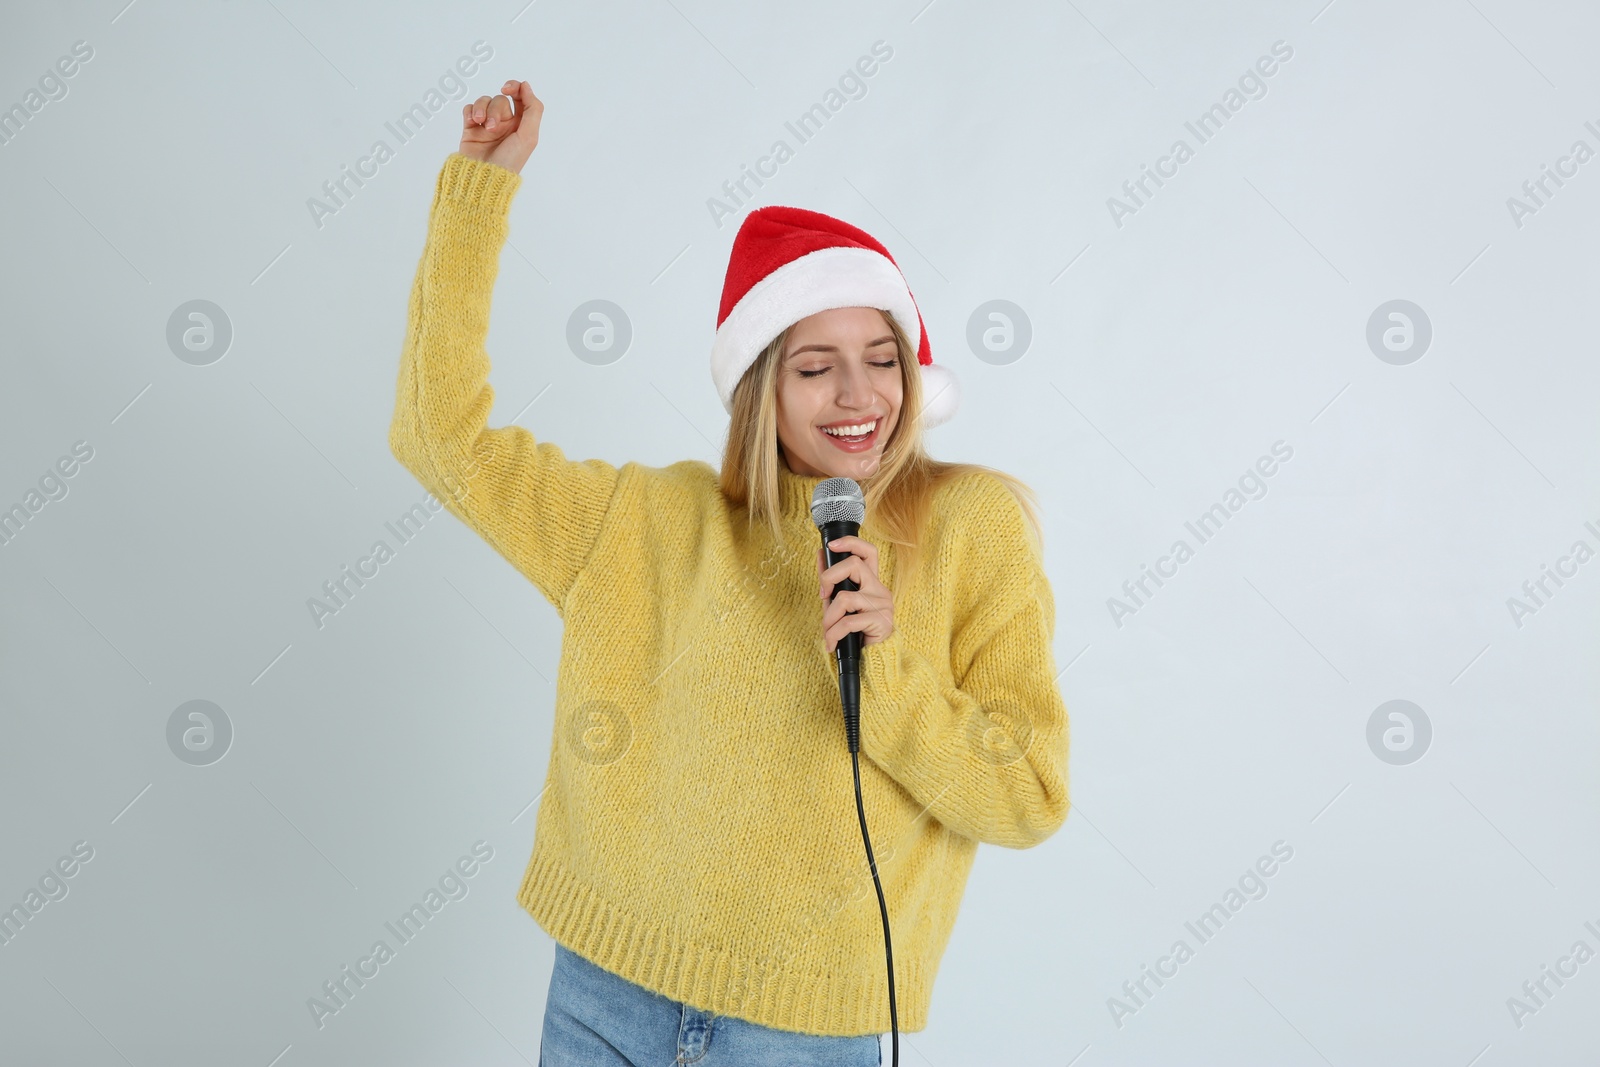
[388,81,622,614]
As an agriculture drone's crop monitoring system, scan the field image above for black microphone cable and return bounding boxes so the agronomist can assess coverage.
[850,726,899,1067]
[814,477,899,1067]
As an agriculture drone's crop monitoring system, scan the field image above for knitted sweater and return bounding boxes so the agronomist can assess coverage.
[388,152,1071,1037]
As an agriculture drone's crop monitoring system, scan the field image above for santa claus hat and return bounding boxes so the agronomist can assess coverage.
[711,205,959,428]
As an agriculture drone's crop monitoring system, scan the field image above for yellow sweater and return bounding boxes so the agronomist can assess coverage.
[388,152,1071,1037]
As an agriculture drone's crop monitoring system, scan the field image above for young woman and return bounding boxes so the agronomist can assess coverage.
[389,80,1070,1066]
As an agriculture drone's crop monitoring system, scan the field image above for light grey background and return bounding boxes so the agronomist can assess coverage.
[2,1,1597,1064]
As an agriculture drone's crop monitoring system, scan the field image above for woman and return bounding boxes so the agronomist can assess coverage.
[389,79,1071,1066]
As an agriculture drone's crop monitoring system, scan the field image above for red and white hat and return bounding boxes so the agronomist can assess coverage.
[711,205,959,429]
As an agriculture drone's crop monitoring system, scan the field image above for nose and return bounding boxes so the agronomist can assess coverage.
[831,360,875,409]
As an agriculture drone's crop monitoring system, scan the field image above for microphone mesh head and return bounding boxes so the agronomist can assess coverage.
[811,477,865,527]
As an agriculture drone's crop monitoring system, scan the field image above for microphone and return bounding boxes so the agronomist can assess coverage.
[812,475,901,1064]
[811,477,866,752]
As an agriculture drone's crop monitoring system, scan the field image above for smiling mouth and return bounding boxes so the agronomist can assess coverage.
[818,418,881,451]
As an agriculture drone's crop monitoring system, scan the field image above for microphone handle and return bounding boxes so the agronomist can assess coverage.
[820,518,863,749]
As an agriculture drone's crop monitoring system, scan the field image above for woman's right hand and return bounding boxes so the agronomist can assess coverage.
[459,79,543,175]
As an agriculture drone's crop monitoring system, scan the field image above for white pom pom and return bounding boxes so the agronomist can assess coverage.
[917,362,960,428]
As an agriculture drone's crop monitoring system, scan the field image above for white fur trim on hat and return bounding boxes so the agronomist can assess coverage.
[711,246,921,413]
[918,361,959,429]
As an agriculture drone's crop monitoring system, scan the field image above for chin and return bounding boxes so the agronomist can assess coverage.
[819,454,884,481]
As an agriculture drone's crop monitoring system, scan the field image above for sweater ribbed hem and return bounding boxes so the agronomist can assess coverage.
[516,841,927,1036]
[437,152,522,214]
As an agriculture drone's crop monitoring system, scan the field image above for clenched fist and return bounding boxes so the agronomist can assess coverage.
[459,79,543,175]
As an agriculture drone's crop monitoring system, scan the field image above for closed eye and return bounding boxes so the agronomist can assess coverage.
[798,358,898,379]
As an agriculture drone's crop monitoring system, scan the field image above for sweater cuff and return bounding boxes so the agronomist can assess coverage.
[859,628,915,757]
[437,152,522,215]
[861,628,902,695]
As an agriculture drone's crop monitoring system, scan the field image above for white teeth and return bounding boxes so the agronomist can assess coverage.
[822,420,877,437]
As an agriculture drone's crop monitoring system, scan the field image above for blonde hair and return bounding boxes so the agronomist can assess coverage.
[716,309,1043,594]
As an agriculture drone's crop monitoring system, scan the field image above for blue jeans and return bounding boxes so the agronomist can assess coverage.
[539,943,883,1066]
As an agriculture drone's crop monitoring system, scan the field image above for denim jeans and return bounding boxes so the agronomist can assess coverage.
[539,943,883,1066]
